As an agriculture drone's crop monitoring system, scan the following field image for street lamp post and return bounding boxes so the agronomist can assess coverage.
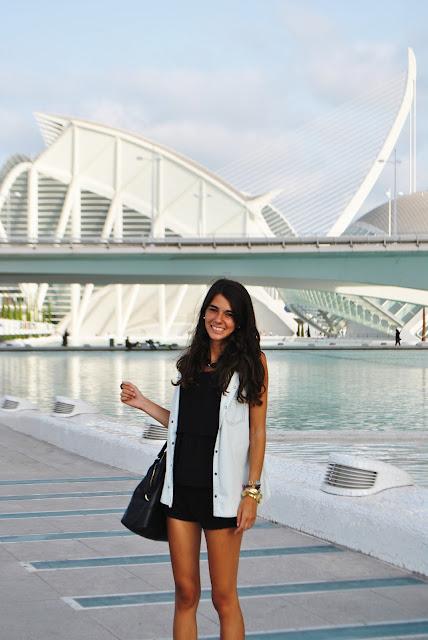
[385,190,392,236]
[392,148,398,235]
[378,149,402,236]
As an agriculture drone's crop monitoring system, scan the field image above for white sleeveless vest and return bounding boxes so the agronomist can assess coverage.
[160,371,263,517]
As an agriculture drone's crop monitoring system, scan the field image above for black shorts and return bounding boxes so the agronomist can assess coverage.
[164,483,237,530]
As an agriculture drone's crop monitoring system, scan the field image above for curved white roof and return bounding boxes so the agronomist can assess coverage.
[0,112,299,242]
[347,191,428,235]
[0,111,294,242]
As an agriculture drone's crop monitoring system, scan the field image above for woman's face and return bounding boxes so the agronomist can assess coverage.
[204,293,236,344]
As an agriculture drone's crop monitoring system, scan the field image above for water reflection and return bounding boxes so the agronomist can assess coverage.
[69,356,81,401]
[1,349,428,483]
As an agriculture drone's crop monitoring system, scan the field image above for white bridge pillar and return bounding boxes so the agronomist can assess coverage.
[115,284,123,339]
[158,284,166,340]
[70,283,81,343]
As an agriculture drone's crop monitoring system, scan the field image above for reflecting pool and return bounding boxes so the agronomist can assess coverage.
[1,350,428,484]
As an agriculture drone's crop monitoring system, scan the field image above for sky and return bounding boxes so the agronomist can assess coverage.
[1,0,426,216]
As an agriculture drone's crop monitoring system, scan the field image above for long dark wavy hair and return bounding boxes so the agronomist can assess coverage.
[174,279,265,406]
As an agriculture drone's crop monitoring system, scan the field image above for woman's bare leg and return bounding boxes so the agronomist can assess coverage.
[205,527,244,640]
[167,517,202,640]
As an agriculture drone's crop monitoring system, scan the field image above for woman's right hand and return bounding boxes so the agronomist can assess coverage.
[120,381,146,410]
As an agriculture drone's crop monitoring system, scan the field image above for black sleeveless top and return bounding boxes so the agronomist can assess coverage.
[173,371,221,487]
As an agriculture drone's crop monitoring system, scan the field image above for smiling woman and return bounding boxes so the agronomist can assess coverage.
[120,278,268,639]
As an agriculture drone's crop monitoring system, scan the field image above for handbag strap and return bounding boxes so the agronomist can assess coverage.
[157,442,167,460]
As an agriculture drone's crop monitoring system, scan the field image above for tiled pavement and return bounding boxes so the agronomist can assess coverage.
[1,420,427,640]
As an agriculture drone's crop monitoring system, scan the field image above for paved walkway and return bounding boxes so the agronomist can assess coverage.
[1,421,427,640]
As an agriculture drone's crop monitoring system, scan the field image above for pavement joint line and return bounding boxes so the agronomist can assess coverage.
[0,490,133,501]
[0,507,125,519]
[0,476,138,486]
[200,619,428,639]
[62,576,425,609]
[0,507,281,522]
[0,529,135,543]
[22,544,343,571]
[0,521,276,541]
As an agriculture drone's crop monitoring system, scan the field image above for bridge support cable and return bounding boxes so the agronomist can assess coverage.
[218,50,416,238]
[220,75,405,234]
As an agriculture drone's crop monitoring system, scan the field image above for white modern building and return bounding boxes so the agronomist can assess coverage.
[0,48,425,343]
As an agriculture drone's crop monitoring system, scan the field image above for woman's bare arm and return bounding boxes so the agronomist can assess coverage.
[247,352,268,485]
[235,353,268,534]
[120,381,170,427]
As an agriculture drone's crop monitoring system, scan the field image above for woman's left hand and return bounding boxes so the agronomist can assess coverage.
[235,496,258,534]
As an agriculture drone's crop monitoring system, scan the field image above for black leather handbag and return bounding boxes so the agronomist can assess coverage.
[121,442,168,541]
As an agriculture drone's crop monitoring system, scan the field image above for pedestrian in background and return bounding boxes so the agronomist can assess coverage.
[395,328,402,347]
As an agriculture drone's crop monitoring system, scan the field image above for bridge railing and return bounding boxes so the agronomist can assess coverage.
[1,234,428,249]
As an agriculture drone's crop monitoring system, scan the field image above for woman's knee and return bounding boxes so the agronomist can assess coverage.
[211,587,239,615]
[175,579,200,610]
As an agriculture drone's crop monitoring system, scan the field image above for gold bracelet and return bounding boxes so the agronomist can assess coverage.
[241,491,262,504]
[244,487,260,494]
[241,487,262,504]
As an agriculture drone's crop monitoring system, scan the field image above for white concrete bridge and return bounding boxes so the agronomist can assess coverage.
[1,236,428,292]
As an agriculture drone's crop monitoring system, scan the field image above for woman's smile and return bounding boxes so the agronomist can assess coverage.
[204,293,236,342]
[211,325,225,333]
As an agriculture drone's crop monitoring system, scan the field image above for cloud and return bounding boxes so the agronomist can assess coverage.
[282,2,336,42]
[280,6,402,104]
[0,65,289,170]
[109,67,282,130]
